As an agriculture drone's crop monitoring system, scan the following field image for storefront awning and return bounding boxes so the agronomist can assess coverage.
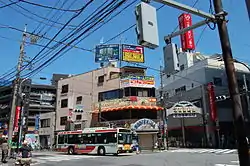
[92,105,163,113]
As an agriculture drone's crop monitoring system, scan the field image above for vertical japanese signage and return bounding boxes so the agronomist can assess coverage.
[14,106,21,132]
[207,82,217,122]
[35,114,40,130]
[121,44,144,63]
[178,13,195,51]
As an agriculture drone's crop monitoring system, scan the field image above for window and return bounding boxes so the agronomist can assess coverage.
[41,119,50,128]
[98,89,123,101]
[60,116,67,125]
[76,114,82,120]
[58,135,66,144]
[82,134,95,144]
[68,134,82,144]
[75,124,81,130]
[98,75,105,85]
[61,99,68,108]
[61,84,69,93]
[213,77,222,86]
[175,86,186,94]
[95,132,117,144]
[110,72,120,79]
[137,88,148,97]
[76,96,82,104]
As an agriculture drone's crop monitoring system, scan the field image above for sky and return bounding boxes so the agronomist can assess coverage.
[0,0,249,87]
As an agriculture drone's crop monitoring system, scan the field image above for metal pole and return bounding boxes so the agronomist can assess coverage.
[153,0,215,19]
[201,85,209,147]
[213,0,249,165]
[164,19,210,42]
[160,66,167,149]
[8,24,27,150]
[180,117,186,147]
[243,74,250,123]
[245,0,250,21]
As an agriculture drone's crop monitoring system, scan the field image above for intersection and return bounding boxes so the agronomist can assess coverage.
[21,149,239,166]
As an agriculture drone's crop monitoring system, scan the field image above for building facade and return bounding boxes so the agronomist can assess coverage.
[91,66,163,150]
[38,112,55,148]
[0,80,56,137]
[55,66,121,131]
[55,65,163,150]
[161,51,250,148]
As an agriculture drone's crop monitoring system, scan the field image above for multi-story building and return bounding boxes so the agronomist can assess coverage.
[161,45,250,148]
[92,66,163,150]
[55,65,163,150]
[0,80,56,137]
[55,66,121,131]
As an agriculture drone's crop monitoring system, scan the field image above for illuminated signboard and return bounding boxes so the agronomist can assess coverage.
[95,44,120,63]
[122,44,144,63]
[120,76,154,88]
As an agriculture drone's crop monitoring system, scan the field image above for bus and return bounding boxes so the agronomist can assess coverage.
[56,127,133,155]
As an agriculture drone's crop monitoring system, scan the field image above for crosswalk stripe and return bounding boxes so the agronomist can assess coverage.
[214,149,230,154]
[215,164,238,166]
[223,150,237,154]
[167,149,237,154]
[197,149,212,153]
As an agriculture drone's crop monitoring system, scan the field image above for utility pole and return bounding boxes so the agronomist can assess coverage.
[8,25,27,148]
[213,0,249,165]
[243,74,250,121]
[160,65,167,150]
[245,0,250,21]
[243,74,250,138]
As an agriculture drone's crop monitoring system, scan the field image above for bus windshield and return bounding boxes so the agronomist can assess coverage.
[118,133,132,144]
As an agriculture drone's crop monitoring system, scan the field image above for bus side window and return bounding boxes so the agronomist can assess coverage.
[82,134,88,144]
[106,132,116,143]
[58,135,65,144]
[96,133,106,144]
[91,134,96,144]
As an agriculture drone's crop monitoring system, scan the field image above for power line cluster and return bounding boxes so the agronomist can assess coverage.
[0,0,220,91]
[0,0,134,88]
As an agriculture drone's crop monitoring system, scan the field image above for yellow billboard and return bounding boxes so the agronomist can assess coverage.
[122,44,144,63]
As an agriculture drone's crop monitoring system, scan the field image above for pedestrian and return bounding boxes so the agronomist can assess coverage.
[1,139,9,163]
[16,140,32,165]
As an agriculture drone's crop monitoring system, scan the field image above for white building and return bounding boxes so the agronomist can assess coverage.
[161,44,250,148]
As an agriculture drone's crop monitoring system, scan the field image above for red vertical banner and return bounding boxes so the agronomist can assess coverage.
[14,106,21,132]
[178,13,195,51]
[207,82,217,122]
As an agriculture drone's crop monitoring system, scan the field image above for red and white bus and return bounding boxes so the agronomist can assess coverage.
[56,127,133,155]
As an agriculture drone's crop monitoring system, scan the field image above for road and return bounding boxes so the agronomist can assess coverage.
[26,149,239,166]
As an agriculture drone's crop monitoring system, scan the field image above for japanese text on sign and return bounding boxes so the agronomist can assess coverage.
[122,44,144,63]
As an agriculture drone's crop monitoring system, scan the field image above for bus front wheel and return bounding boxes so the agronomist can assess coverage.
[98,146,106,156]
[68,147,74,155]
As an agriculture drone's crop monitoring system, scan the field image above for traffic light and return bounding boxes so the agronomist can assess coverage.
[135,2,159,49]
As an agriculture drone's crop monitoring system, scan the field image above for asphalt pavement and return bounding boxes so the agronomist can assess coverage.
[25,149,240,166]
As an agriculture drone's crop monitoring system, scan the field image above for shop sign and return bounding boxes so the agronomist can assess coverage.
[93,97,157,110]
[120,76,155,88]
[132,118,158,130]
[167,101,202,118]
